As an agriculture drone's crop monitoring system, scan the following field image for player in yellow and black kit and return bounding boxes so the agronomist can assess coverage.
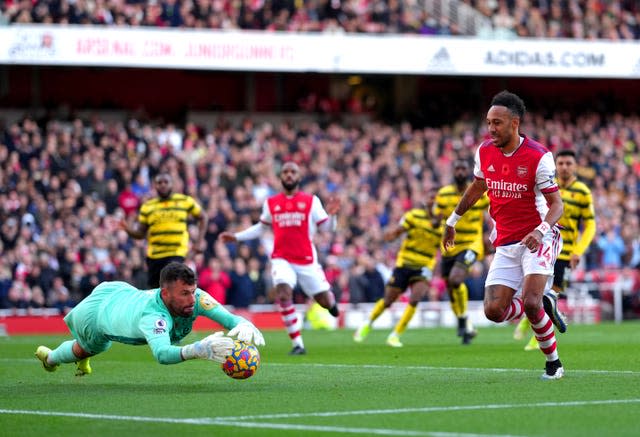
[514,149,596,349]
[435,160,490,345]
[121,173,208,288]
[353,187,442,347]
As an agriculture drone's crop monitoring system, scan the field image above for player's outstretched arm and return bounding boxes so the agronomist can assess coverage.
[228,321,266,347]
[444,179,487,250]
[218,231,237,243]
[442,225,457,251]
[383,225,405,242]
[181,332,234,363]
[120,219,147,239]
[221,223,269,242]
[455,179,488,216]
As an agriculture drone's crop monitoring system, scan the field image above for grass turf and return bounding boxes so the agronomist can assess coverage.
[1,321,639,436]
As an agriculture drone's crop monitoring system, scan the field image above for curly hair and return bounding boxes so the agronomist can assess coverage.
[490,90,526,119]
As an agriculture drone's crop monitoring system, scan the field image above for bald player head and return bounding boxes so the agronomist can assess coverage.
[280,161,301,193]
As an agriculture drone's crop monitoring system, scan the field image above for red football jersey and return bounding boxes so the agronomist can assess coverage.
[261,192,329,265]
[474,135,558,247]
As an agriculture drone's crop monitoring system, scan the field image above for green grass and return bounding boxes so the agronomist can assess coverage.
[1,322,639,437]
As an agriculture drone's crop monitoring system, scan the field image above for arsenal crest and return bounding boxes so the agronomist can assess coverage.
[517,165,528,178]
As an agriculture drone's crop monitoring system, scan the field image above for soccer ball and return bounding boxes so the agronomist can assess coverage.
[221,340,260,380]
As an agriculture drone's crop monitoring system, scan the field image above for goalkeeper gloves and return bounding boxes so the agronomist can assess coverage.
[228,321,265,347]
[181,331,234,362]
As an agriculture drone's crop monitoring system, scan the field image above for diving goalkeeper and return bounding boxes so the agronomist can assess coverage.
[35,262,265,376]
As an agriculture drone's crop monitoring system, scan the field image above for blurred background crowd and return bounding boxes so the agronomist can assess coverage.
[2,0,640,40]
[1,107,640,316]
[1,0,640,319]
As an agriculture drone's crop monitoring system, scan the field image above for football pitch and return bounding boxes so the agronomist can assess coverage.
[1,322,639,437]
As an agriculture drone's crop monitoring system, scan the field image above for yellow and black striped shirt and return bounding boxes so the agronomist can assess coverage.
[395,209,441,270]
[557,179,595,261]
[138,193,203,259]
[435,184,489,259]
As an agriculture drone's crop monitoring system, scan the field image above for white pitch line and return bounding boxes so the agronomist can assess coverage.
[4,358,639,375]
[219,398,640,421]
[0,409,523,437]
[267,362,640,375]
[2,399,639,436]
[219,420,527,437]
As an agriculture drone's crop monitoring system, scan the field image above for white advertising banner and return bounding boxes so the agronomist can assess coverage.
[1,25,640,78]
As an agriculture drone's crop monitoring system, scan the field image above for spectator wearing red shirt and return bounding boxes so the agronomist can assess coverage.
[198,257,230,305]
[118,183,141,218]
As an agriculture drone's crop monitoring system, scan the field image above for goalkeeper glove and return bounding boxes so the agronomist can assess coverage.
[228,321,265,347]
[181,331,234,362]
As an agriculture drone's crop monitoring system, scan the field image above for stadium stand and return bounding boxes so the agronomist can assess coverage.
[0,1,639,325]
[1,0,639,40]
[0,106,639,320]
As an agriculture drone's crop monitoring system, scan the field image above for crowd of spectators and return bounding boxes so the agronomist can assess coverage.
[2,0,640,40]
[478,0,640,40]
[1,105,640,319]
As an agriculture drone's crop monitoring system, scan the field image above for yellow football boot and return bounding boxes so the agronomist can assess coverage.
[35,346,58,372]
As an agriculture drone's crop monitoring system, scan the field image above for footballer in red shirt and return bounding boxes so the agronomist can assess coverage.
[220,161,340,355]
[443,90,567,380]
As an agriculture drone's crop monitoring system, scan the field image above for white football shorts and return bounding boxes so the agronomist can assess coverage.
[485,228,562,294]
[271,258,331,296]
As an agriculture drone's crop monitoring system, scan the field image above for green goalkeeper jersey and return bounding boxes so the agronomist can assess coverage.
[69,281,243,364]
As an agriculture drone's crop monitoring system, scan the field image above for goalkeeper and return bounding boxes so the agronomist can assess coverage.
[35,262,265,376]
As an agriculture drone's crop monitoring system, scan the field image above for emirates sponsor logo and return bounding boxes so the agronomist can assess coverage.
[486,177,528,199]
[274,211,305,227]
[485,178,528,192]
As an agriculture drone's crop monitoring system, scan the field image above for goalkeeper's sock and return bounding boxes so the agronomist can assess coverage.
[329,304,339,317]
[49,340,79,365]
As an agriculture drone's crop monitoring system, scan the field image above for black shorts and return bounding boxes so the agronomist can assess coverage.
[387,266,432,291]
[553,259,571,291]
[146,256,185,288]
[440,250,478,278]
